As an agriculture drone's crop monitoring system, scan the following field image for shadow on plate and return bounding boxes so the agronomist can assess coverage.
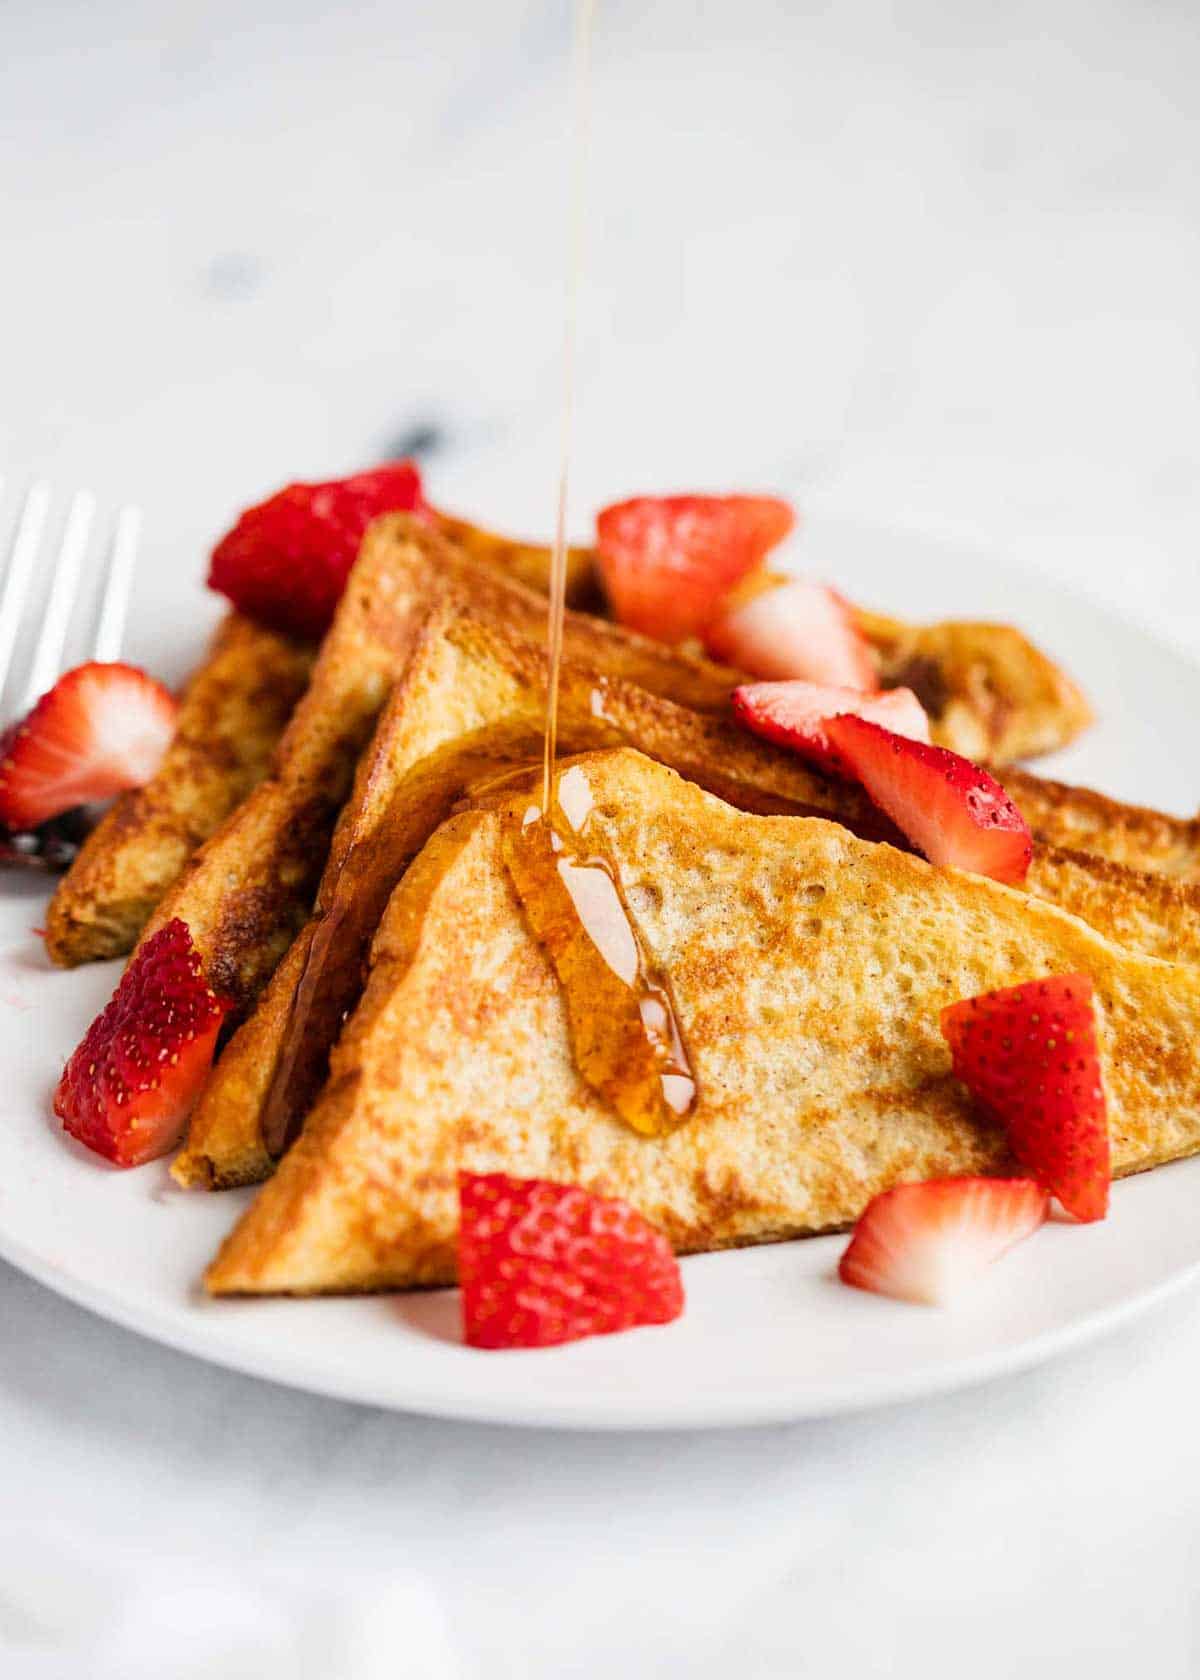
[394,1288,462,1346]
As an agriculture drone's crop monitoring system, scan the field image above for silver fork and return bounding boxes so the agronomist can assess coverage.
[0,479,141,723]
[0,478,142,862]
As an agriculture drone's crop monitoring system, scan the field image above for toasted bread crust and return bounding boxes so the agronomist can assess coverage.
[43,614,315,966]
[205,753,1200,1296]
[430,511,601,611]
[137,525,437,1010]
[1004,769,1200,880]
[1025,846,1200,966]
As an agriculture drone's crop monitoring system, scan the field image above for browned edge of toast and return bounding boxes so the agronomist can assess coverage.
[44,614,316,966]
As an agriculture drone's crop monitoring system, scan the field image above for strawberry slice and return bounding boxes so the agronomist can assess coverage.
[822,715,1033,884]
[706,576,877,689]
[0,662,177,831]
[208,460,425,639]
[595,494,795,644]
[839,1177,1047,1305]
[941,974,1110,1221]
[458,1171,684,1348]
[732,679,929,776]
[55,918,229,1167]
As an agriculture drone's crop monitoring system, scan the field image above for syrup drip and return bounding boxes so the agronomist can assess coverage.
[541,0,595,816]
[501,0,697,1136]
[256,2,694,1170]
[463,758,545,805]
[502,766,696,1136]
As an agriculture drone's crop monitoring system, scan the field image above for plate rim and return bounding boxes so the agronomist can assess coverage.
[3,1215,1200,1430]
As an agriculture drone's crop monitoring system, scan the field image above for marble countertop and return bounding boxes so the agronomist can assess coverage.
[3,1,1199,1674]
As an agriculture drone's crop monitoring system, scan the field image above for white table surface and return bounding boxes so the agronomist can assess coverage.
[3,1,1200,1674]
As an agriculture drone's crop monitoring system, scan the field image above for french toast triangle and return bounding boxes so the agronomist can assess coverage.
[171,602,748,1188]
[205,749,1200,1297]
[43,613,316,966]
[177,609,1200,1193]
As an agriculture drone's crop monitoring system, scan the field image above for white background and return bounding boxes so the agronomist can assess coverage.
[2,1,1199,1674]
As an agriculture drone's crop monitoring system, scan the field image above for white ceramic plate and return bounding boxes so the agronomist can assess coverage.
[2,513,1198,1430]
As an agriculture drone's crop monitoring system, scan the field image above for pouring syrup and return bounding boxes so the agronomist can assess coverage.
[502,0,697,1136]
[263,0,697,1161]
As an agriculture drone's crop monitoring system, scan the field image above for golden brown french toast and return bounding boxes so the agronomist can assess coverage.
[1002,769,1200,880]
[853,607,1094,764]
[44,502,1096,981]
[205,751,1200,1296]
[42,505,1093,977]
[42,614,315,966]
[135,518,740,1019]
[373,528,1098,767]
[172,606,875,1189]
[39,514,605,972]
[176,611,1200,1191]
[135,532,428,1011]
[430,510,601,610]
[1024,846,1200,966]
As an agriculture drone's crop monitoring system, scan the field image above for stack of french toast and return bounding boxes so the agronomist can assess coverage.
[28,467,1200,1333]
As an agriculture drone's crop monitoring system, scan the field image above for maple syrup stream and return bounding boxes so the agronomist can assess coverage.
[263,0,694,1161]
[505,0,697,1137]
[539,0,593,813]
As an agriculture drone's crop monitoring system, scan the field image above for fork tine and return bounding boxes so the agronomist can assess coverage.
[92,505,141,664]
[0,480,50,714]
[20,489,96,712]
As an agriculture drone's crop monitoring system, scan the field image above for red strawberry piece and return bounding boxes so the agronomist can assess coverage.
[54,918,229,1167]
[732,679,929,776]
[595,494,795,644]
[208,460,425,639]
[458,1171,685,1348]
[839,1177,1048,1305]
[822,715,1033,884]
[706,577,877,690]
[941,974,1110,1221]
[0,662,177,831]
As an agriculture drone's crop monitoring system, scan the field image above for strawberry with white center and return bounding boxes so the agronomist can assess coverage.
[941,973,1110,1222]
[0,662,177,831]
[595,494,795,644]
[55,918,228,1167]
[706,576,877,690]
[458,1171,685,1348]
[839,1177,1048,1305]
[732,679,929,776]
[822,714,1033,885]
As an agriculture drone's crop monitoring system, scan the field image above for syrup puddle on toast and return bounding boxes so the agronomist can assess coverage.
[502,766,696,1135]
